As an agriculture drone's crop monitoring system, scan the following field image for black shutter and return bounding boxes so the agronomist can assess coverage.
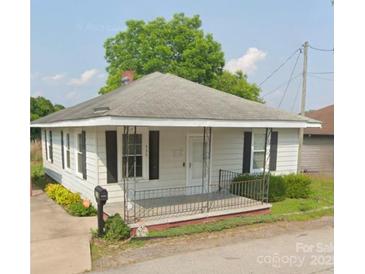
[242,132,252,173]
[149,131,159,180]
[269,131,278,171]
[82,131,87,180]
[106,131,118,183]
[49,131,53,163]
[44,130,48,160]
[61,131,65,169]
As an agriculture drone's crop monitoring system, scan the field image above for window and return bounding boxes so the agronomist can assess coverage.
[122,134,142,178]
[64,133,71,169]
[61,131,65,169]
[44,130,48,160]
[252,133,265,171]
[76,131,86,179]
[48,130,53,163]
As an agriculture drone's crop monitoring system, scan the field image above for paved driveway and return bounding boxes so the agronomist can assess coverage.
[31,190,97,274]
[92,225,333,274]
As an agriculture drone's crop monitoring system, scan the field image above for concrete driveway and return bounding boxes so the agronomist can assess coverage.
[31,190,97,274]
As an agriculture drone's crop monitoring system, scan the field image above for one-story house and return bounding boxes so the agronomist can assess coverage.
[31,72,320,228]
[300,104,334,176]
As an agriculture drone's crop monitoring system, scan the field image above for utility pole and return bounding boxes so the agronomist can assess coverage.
[297,41,308,173]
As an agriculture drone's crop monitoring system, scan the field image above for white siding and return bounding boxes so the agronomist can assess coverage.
[42,127,98,204]
[274,128,299,175]
[42,126,300,204]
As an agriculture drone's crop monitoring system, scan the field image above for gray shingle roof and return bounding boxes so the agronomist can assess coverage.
[32,72,318,124]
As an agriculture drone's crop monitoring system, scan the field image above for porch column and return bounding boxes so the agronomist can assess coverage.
[202,127,212,193]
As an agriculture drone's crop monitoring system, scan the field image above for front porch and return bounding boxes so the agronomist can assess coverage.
[104,170,272,227]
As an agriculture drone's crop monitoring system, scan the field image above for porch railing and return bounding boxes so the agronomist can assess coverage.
[124,169,270,223]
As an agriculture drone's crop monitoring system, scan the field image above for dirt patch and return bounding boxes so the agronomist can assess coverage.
[92,216,333,271]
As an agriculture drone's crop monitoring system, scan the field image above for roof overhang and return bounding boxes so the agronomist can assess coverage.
[31,116,321,129]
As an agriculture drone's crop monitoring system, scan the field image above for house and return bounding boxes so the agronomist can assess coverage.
[31,72,320,229]
[300,105,334,176]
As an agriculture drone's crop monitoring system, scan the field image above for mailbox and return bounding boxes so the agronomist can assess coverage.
[94,186,108,205]
[94,186,108,237]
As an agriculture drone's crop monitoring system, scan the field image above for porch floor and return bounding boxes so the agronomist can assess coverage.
[104,192,271,227]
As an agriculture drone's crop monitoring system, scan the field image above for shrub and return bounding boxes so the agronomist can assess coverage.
[55,188,81,207]
[68,202,97,216]
[45,183,64,200]
[284,174,312,199]
[231,174,287,202]
[45,183,82,207]
[104,214,130,241]
[268,175,287,202]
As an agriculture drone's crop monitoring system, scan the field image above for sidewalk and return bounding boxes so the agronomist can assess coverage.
[31,190,97,274]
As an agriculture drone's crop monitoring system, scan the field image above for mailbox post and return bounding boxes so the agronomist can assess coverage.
[94,186,108,237]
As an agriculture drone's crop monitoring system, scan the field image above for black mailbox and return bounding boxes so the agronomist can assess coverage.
[94,186,108,237]
[94,186,108,205]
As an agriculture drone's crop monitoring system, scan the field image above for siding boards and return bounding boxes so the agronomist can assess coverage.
[301,135,334,175]
[42,128,98,204]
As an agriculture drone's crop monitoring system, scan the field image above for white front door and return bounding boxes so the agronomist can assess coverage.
[187,136,204,194]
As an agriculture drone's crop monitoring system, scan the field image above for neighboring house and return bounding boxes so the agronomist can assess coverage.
[300,105,334,176]
[31,72,320,229]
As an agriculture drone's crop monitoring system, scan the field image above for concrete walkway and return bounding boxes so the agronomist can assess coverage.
[31,190,97,274]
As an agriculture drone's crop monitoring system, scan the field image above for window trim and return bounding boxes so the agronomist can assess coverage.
[63,131,72,171]
[122,132,143,178]
[48,130,53,163]
[74,130,86,179]
[250,131,269,173]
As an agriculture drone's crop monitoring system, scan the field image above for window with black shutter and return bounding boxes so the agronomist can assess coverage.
[49,130,53,163]
[242,132,252,173]
[106,131,118,183]
[61,131,65,169]
[44,130,48,160]
[269,131,278,171]
[76,131,87,179]
[149,131,159,180]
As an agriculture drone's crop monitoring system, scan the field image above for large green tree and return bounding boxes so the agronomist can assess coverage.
[99,13,262,102]
[30,96,65,140]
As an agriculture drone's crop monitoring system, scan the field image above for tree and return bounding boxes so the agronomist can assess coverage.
[99,13,262,102]
[30,96,65,140]
[211,71,263,102]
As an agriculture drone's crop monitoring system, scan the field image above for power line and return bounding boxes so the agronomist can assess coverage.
[308,71,334,75]
[308,74,334,82]
[262,73,301,98]
[291,76,302,112]
[258,48,301,86]
[278,51,302,108]
[308,45,334,52]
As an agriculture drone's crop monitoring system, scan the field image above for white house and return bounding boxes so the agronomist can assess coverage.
[31,72,320,228]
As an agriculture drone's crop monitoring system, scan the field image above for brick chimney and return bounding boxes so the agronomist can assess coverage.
[121,70,134,85]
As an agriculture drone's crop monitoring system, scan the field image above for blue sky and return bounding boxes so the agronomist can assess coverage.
[31,0,333,112]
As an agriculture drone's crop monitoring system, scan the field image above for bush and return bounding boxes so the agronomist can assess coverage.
[268,175,287,202]
[55,188,81,207]
[68,202,97,216]
[284,174,312,199]
[104,214,130,241]
[45,183,64,200]
[45,183,82,207]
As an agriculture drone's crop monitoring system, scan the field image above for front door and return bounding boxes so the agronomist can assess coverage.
[187,136,204,194]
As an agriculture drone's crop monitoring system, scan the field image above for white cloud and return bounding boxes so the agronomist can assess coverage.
[224,48,267,75]
[42,74,65,81]
[68,69,98,86]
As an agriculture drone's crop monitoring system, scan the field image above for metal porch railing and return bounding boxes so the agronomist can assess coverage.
[123,169,270,223]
